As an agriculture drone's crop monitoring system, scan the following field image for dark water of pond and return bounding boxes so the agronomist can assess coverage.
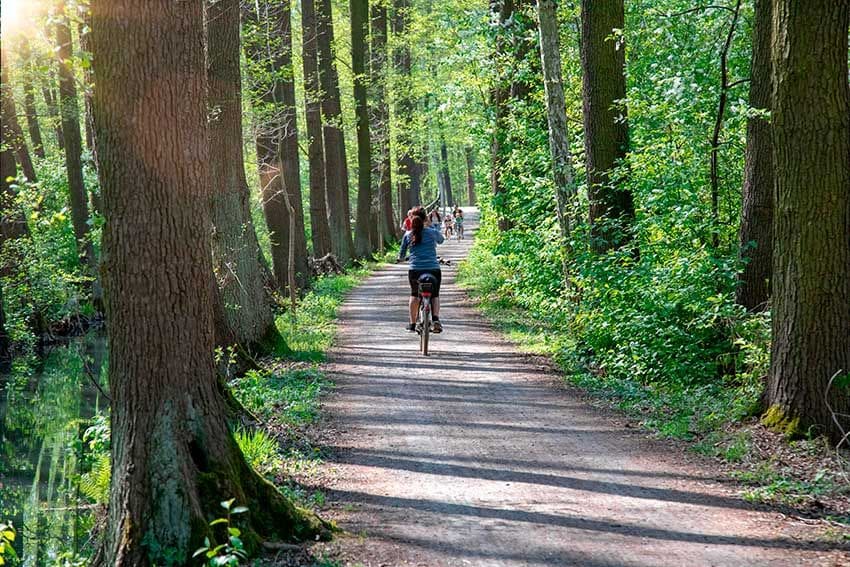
[0,331,108,566]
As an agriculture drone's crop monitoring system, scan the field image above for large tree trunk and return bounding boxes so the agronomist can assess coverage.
[490,0,511,232]
[765,0,850,443]
[90,2,326,563]
[370,2,398,243]
[18,44,45,160]
[351,0,374,257]
[735,0,773,313]
[0,55,38,182]
[55,9,99,284]
[464,146,476,206]
[242,0,310,292]
[580,0,635,253]
[207,0,281,350]
[537,0,577,252]
[302,0,333,258]
[317,0,355,263]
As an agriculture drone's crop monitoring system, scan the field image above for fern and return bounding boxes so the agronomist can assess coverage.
[79,453,111,504]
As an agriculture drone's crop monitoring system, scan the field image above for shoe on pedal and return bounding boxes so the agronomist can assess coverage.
[432,319,443,333]
[406,323,416,332]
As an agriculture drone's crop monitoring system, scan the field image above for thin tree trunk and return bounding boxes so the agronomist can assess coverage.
[735,0,773,313]
[765,0,850,443]
[709,0,742,251]
[0,282,10,371]
[1,73,30,243]
[464,146,476,206]
[537,0,577,255]
[41,84,64,150]
[351,0,374,257]
[370,2,397,243]
[242,0,310,291]
[90,2,327,563]
[580,0,635,253]
[19,44,45,160]
[392,0,415,216]
[302,0,333,258]
[207,0,281,350]
[55,11,97,275]
[439,140,453,209]
[0,55,38,182]
[317,0,355,263]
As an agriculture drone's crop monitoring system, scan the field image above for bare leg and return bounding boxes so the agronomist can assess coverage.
[409,296,419,324]
[432,297,440,318]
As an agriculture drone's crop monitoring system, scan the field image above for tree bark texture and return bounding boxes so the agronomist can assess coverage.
[580,0,635,253]
[351,0,374,257]
[302,0,334,258]
[735,0,773,313]
[90,2,326,563]
[242,0,310,291]
[766,0,850,443]
[317,0,355,263]
[538,0,577,249]
[18,44,45,160]
[490,0,512,232]
[206,0,280,349]
[55,11,98,275]
[0,53,38,182]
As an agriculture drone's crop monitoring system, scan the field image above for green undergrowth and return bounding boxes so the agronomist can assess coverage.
[458,244,850,524]
[229,253,394,515]
[457,245,762,440]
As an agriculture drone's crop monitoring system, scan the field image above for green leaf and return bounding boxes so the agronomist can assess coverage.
[220,498,235,510]
[227,527,241,537]
[209,518,228,526]
[230,506,248,515]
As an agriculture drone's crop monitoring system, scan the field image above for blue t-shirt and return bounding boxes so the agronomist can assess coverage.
[398,225,444,270]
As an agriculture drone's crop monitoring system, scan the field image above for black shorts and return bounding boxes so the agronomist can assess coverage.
[408,269,442,298]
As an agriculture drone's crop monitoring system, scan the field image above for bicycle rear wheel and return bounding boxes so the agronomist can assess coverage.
[420,303,431,356]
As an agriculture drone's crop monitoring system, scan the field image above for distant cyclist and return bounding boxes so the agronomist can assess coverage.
[454,209,464,240]
[397,206,444,333]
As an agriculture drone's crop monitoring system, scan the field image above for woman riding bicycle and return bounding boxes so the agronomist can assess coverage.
[397,206,444,333]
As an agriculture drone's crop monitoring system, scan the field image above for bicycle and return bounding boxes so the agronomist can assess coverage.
[415,275,436,356]
[455,222,464,241]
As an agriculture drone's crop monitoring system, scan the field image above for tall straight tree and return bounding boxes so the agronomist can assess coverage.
[490,0,512,232]
[18,44,45,159]
[317,0,355,263]
[392,0,417,213]
[0,55,37,182]
[735,0,773,312]
[370,0,397,243]
[242,0,310,291]
[351,0,374,257]
[537,0,576,249]
[90,2,326,562]
[464,147,476,206]
[439,139,453,208]
[206,0,281,349]
[302,0,333,258]
[580,0,635,253]
[55,6,101,304]
[765,0,850,442]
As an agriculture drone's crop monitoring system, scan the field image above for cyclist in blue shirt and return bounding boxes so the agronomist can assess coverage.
[397,206,444,333]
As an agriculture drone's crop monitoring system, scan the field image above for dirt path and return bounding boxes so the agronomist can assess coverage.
[316,213,848,567]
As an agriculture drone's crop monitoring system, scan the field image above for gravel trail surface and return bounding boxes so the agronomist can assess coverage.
[318,213,848,566]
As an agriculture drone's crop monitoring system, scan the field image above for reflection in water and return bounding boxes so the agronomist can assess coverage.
[0,332,107,565]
